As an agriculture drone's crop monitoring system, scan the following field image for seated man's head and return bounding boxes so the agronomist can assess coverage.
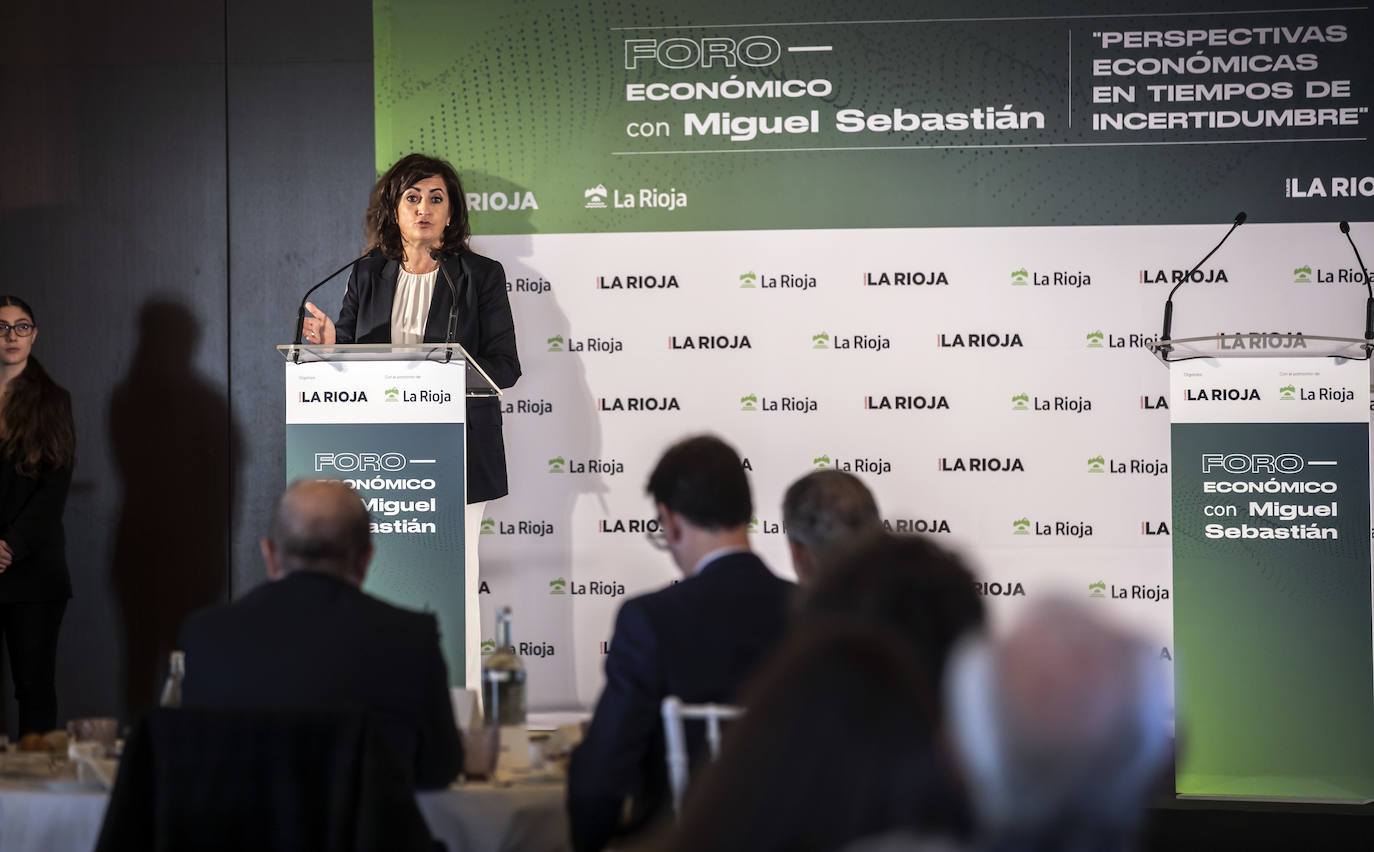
[261,479,374,585]
[799,533,985,689]
[646,434,752,574]
[944,600,1168,849]
[781,469,881,584]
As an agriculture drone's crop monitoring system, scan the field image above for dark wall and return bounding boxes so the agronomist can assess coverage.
[0,0,373,732]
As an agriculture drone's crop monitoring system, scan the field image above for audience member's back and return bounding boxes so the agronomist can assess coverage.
[662,623,970,852]
[629,552,793,705]
[568,435,794,851]
[178,479,463,789]
[798,532,986,690]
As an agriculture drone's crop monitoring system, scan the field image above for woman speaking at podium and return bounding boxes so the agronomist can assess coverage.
[300,153,521,561]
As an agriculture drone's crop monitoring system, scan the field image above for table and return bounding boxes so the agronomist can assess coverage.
[419,782,571,852]
[0,777,571,852]
[0,782,107,852]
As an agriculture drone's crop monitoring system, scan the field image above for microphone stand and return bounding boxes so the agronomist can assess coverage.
[1338,221,1374,356]
[431,249,461,363]
[1158,212,1246,360]
[293,256,361,363]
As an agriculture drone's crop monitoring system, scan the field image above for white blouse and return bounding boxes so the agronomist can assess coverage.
[391,267,439,344]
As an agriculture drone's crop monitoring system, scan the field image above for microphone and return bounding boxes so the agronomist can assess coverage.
[293,252,369,363]
[1338,221,1374,345]
[430,249,461,362]
[1159,211,1246,356]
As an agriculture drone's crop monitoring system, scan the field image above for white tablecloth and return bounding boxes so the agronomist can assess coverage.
[0,778,570,852]
[419,782,571,852]
[0,784,108,852]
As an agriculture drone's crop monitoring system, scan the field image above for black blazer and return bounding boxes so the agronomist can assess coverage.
[0,389,74,603]
[95,708,437,852]
[179,570,464,790]
[336,248,521,503]
[567,552,795,851]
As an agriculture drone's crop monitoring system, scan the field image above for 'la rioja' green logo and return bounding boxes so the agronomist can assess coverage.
[1011,393,1030,411]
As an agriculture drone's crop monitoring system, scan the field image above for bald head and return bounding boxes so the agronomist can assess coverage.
[783,470,881,583]
[262,479,374,584]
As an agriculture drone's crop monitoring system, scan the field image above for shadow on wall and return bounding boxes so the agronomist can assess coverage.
[108,300,240,720]
[465,169,611,709]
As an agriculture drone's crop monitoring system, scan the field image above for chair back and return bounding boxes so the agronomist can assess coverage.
[95,707,437,852]
[661,696,742,817]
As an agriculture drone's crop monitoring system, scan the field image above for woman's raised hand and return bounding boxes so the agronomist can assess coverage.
[302,302,337,345]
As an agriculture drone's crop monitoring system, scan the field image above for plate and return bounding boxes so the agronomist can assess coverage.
[40,780,107,793]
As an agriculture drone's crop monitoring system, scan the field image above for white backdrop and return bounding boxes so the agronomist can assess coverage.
[468,220,1374,712]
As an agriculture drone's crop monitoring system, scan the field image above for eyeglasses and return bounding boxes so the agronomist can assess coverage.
[645,517,670,551]
[0,322,34,338]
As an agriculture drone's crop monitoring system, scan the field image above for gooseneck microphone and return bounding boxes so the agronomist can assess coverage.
[1338,221,1374,346]
[430,249,461,362]
[1159,211,1246,357]
[293,253,369,363]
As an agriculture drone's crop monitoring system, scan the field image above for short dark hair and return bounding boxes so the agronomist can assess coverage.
[365,153,470,260]
[646,435,752,530]
[800,532,985,689]
[269,479,373,576]
[783,469,881,555]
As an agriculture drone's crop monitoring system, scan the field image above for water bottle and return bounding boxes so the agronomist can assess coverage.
[160,651,185,708]
[481,608,526,727]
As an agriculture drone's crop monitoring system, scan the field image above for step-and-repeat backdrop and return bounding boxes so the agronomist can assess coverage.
[372,0,1373,711]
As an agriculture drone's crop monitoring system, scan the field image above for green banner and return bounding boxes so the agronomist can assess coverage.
[374,0,1373,233]
[1171,421,1374,800]
[286,423,468,687]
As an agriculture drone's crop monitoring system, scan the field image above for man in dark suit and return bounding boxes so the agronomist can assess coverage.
[567,435,795,851]
[179,479,469,789]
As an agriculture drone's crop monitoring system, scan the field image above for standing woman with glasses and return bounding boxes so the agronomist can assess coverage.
[0,296,75,736]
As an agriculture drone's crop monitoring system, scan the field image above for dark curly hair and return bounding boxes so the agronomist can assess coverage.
[799,532,985,688]
[364,153,470,260]
[0,296,75,476]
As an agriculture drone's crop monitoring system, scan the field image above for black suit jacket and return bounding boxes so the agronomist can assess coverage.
[179,571,463,790]
[335,248,521,503]
[96,708,437,852]
[0,385,74,603]
[567,552,795,851]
